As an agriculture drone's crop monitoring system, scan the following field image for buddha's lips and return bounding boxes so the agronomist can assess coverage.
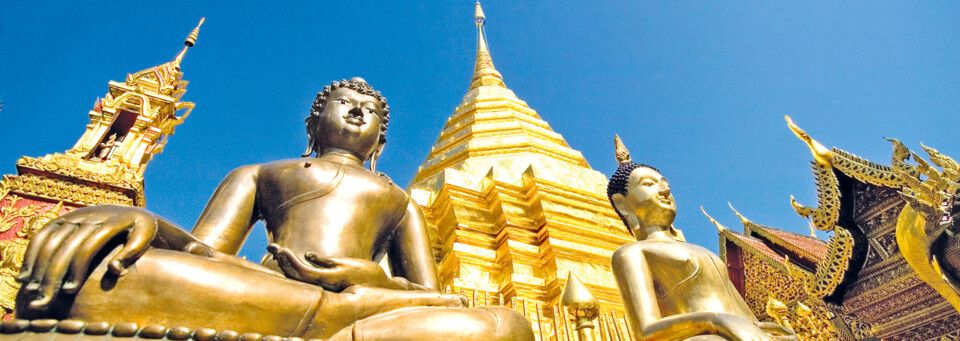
[344,114,365,126]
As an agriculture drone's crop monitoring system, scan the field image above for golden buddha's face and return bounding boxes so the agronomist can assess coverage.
[316,87,385,160]
[616,167,677,232]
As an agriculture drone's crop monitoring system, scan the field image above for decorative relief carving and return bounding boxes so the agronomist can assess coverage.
[853,182,902,221]
[885,313,960,341]
[1,174,133,207]
[0,195,70,312]
[742,252,805,314]
[845,270,922,314]
[841,314,875,340]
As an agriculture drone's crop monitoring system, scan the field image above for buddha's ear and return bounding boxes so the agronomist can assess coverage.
[611,193,629,217]
[369,142,386,172]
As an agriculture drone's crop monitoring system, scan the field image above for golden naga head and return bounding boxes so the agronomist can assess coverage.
[785,115,833,166]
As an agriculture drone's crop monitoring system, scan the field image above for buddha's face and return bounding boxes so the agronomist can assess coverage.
[615,167,677,232]
[315,87,384,160]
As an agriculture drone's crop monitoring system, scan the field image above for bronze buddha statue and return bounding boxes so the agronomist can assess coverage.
[607,136,796,341]
[13,78,534,340]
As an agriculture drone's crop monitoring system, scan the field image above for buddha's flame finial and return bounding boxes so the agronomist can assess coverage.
[614,134,631,164]
[785,115,833,166]
[174,17,205,67]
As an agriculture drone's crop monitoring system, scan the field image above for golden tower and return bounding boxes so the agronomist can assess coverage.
[0,19,204,313]
[409,3,632,338]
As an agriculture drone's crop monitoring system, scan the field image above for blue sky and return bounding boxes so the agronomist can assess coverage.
[1,1,958,260]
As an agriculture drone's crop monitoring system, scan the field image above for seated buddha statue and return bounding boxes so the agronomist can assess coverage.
[606,136,796,341]
[14,78,534,341]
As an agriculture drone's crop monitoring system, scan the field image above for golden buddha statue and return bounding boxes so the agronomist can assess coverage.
[13,78,534,341]
[606,136,795,341]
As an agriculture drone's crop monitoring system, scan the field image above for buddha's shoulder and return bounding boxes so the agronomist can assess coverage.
[613,239,694,259]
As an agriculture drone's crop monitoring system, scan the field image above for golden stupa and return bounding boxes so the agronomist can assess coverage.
[408,2,634,339]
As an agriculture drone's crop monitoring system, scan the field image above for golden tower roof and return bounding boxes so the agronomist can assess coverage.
[12,18,206,207]
[411,3,604,194]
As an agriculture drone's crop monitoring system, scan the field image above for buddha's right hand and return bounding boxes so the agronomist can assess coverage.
[16,205,203,309]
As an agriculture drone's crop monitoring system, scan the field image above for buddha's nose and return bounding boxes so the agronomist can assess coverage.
[348,107,363,117]
[659,183,671,195]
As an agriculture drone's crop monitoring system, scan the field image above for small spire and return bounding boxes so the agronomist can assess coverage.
[470,2,505,90]
[174,17,205,67]
[785,115,833,166]
[561,273,600,319]
[614,134,631,164]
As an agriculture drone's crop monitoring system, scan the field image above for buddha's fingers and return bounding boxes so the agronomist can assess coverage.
[63,222,132,293]
[16,219,64,282]
[107,216,157,276]
[269,244,315,282]
[33,222,101,307]
[25,223,79,292]
[303,252,339,268]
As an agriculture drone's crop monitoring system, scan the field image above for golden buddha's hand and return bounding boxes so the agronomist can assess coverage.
[268,243,395,292]
[16,205,204,309]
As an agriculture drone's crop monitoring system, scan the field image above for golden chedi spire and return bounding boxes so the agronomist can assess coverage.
[409,4,633,332]
[470,2,505,90]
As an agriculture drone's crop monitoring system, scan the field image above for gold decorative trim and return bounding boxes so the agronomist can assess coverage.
[799,227,854,298]
[831,148,904,188]
[16,156,142,191]
[1,174,133,207]
[790,162,840,232]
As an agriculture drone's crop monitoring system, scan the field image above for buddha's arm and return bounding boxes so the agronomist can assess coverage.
[191,164,261,255]
[611,246,662,339]
[386,199,441,291]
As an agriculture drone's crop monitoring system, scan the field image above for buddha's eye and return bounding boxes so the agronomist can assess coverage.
[337,99,348,105]
[640,180,656,187]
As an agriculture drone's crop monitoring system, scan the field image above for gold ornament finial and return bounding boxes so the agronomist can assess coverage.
[474,2,485,26]
[785,115,833,166]
[174,17,205,66]
[185,17,205,47]
[614,134,631,164]
[561,272,600,319]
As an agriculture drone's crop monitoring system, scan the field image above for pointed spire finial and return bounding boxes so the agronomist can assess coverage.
[469,2,505,90]
[614,134,631,164]
[174,17,205,66]
[475,1,486,26]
